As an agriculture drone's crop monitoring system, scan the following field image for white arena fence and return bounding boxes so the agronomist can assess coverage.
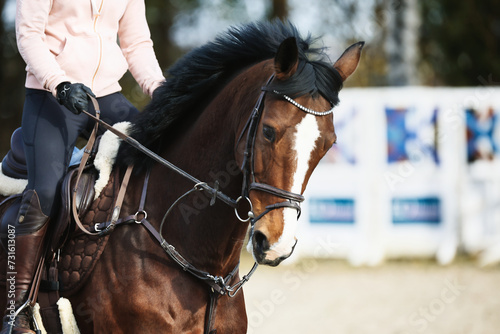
[296,86,500,266]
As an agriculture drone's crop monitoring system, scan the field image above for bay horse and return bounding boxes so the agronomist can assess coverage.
[1,21,363,333]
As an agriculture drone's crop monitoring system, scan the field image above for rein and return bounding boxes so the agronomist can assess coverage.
[81,108,238,209]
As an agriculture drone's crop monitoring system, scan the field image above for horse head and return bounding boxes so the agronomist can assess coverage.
[240,38,364,266]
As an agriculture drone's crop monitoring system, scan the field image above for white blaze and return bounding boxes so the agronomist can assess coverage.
[266,114,320,259]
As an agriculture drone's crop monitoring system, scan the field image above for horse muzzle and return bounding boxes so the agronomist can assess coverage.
[248,230,297,266]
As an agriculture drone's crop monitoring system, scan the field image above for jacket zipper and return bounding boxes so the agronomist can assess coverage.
[91,0,104,92]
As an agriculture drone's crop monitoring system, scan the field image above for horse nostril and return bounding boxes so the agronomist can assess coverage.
[253,231,270,254]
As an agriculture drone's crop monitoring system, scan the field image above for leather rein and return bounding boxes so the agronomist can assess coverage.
[71,74,312,333]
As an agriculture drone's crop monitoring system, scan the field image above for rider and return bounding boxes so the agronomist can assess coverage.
[2,0,165,332]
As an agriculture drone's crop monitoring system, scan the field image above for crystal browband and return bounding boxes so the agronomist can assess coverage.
[273,90,335,116]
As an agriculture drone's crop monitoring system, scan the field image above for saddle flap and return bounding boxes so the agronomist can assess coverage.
[50,166,97,255]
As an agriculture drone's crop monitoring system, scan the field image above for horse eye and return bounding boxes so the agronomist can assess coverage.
[262,125,276,143]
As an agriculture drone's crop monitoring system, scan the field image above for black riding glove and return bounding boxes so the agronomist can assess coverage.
[56,82,96,115]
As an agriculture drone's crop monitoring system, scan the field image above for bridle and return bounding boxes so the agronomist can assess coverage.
[235,74,335,226]
[76,73,335,334]
[235,74,305,226]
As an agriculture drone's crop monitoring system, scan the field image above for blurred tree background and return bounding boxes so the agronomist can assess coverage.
[0,0,499,156]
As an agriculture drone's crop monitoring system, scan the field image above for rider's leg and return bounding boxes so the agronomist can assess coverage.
[22,89,89,217]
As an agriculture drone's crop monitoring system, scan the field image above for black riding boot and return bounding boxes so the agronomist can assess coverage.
[1,190,50,334]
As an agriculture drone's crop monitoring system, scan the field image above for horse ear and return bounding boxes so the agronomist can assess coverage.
[274,37,299,80]
[333,41,364,82]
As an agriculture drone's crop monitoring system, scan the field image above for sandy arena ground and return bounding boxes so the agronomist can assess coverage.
[243,256,500,334]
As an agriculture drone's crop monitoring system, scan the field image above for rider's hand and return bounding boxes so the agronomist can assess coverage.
[56,82,95,115]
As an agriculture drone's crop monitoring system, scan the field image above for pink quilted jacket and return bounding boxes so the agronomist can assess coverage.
[16,0,165,98]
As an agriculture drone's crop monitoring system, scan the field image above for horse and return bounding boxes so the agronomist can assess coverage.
[0,21,363,333]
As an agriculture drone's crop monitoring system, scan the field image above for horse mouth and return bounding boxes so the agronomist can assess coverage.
[250,237,298,267]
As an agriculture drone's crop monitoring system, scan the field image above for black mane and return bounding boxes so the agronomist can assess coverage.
[119,20,343,167]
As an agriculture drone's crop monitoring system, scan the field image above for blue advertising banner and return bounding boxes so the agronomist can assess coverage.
[309,198,356,224]
[392,197,441,224]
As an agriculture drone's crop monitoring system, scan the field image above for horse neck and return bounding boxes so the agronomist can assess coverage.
[148,65,272,275]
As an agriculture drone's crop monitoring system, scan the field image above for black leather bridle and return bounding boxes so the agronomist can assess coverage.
[235,75,305,226]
